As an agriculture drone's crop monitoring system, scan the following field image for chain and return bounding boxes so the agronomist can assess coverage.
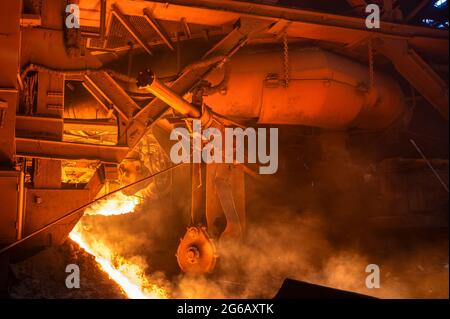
[368,37,375,89]
[283,31,290,88]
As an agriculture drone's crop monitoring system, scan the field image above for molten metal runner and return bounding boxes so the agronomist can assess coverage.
[69,192,168,299]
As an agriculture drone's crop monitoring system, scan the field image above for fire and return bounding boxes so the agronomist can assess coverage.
[83,192,140,216]
[69,192,169,299]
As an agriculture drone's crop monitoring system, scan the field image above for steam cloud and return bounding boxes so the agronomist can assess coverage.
[76,182,448,299]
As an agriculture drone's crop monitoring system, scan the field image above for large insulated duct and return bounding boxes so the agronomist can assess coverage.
[203,47,407,130]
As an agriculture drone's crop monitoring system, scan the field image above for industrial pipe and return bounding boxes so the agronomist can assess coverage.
[203,47,408,130]
[137,69,201,118]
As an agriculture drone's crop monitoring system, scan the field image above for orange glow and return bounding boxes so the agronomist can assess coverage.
[84,192,140,216]
[69,192,168,299]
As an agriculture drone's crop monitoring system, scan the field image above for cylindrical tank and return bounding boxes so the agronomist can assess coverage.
[203,47,406,130]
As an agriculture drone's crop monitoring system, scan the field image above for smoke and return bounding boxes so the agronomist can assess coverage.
[73,129,448,299]
[76,196,448,299]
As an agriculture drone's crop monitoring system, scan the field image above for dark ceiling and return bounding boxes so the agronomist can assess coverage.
[275,0,449,27]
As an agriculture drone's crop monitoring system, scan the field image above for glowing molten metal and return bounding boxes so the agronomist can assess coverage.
[69,192,168,299]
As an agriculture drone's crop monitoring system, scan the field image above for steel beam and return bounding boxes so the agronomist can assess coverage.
[79,0,447,56]
[375,38,449,120]
[84,71,140,120]
[15,115,64,140]
[181,17,192,39]
[112,3,153,56]
[143,8,175,51]
[82,80,111,113]
[16,137,129,163]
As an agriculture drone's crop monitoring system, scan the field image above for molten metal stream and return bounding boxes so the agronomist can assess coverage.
[69,193,168,299]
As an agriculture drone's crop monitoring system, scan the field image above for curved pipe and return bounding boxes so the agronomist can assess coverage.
[21,63,136,84]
